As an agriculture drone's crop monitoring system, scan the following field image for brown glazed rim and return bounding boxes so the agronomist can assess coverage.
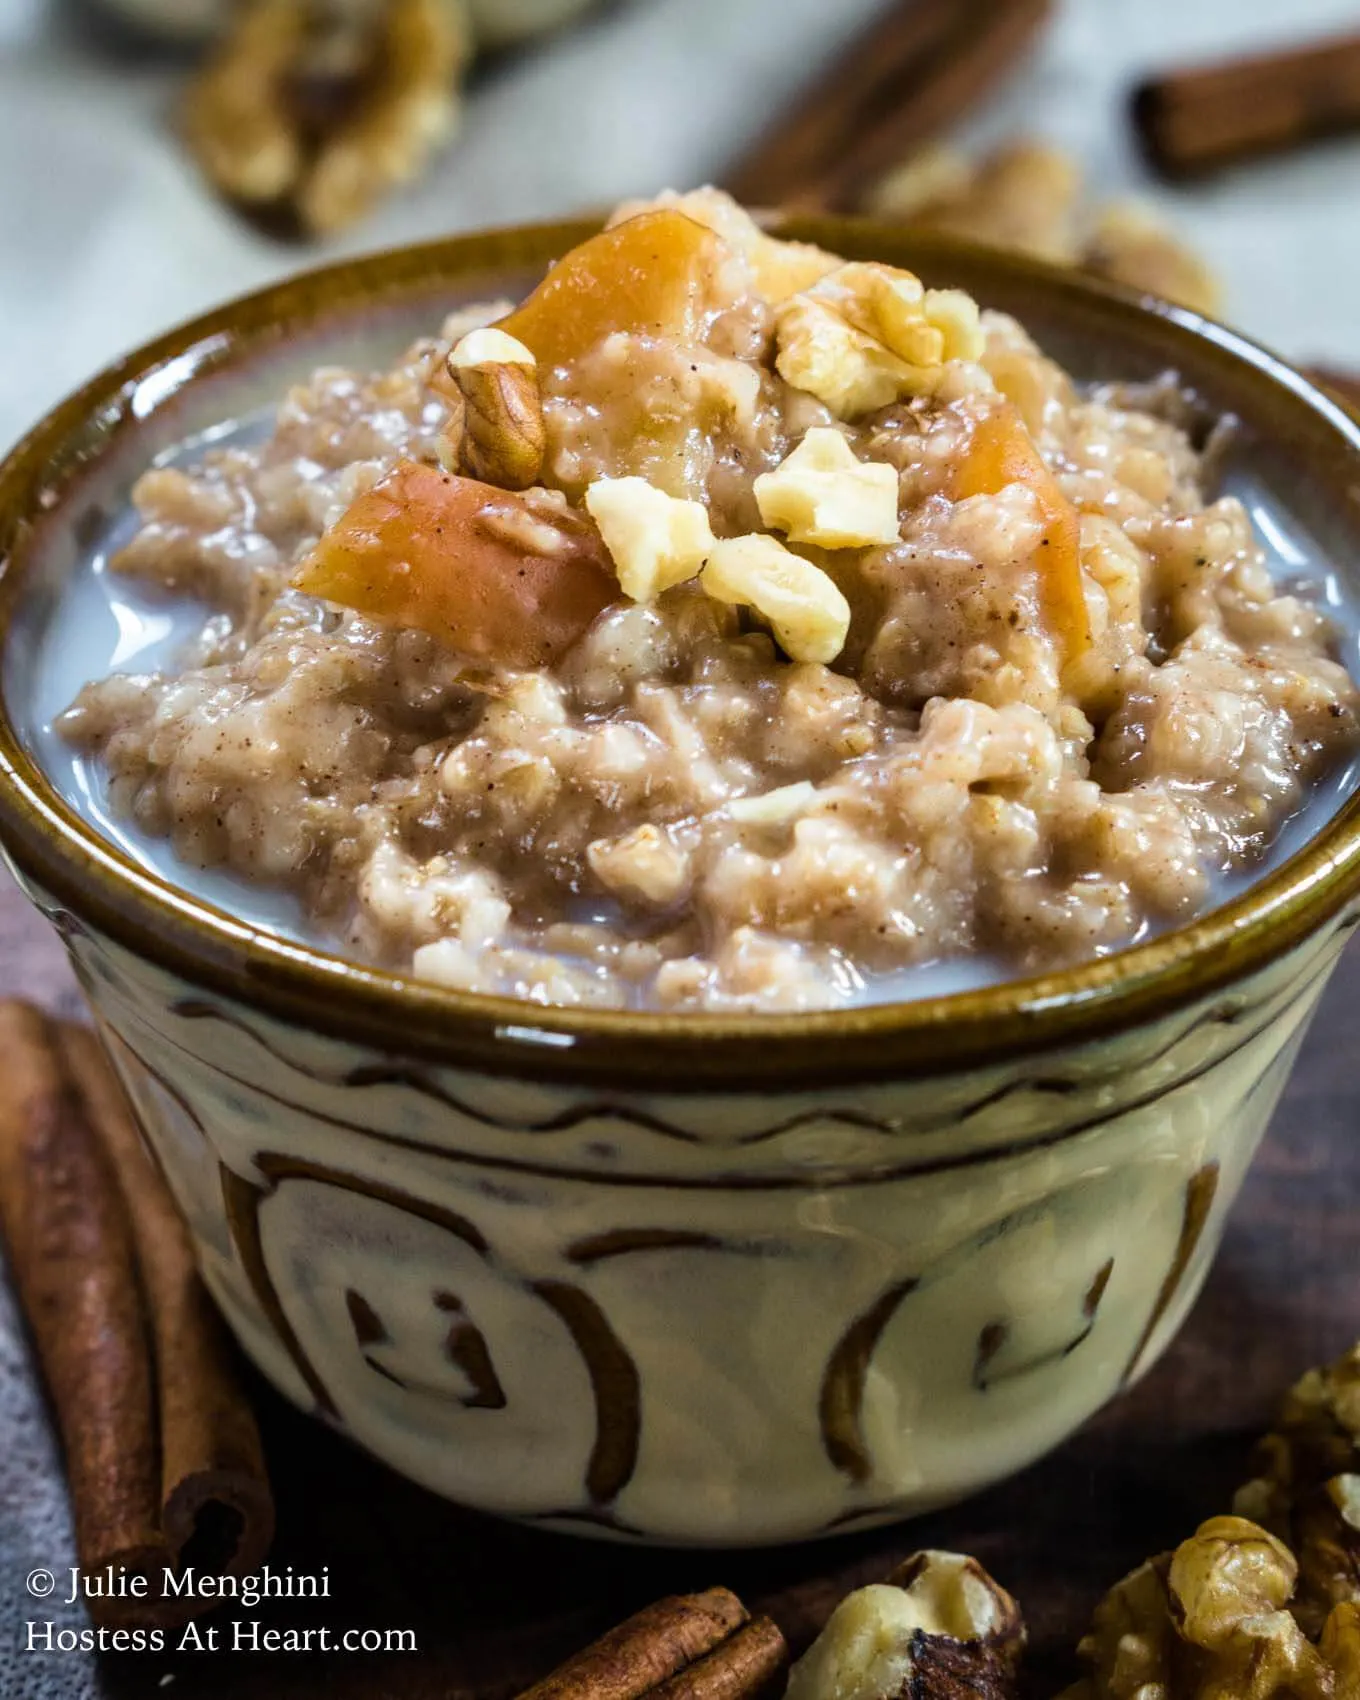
[1,214,1359,1092]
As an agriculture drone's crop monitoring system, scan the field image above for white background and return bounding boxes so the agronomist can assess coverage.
[1,0,1358,451]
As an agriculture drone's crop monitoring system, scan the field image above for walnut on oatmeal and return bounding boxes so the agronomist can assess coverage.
[443,328,546,491]
[59,187,1357,1012]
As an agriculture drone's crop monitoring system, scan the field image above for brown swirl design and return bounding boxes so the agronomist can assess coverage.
[817,1502,906,1534]
[819,1277,920,1483]
[435,1292,509,1411]
[220,1162,338,1417]
[523,1505,650,1537]
[973,1320,1007,1391]
[342,1285,509,1408]
[566,1227,725,1262]
[133,982,1305,1192]
[97,1023,213,1216]
[1123,1162,1220,1385]
[90,1021,649,1510]
[166,965,1315,1156]
[345,1288,386,1346]
[532,1282,640,1504]
[972,1256,1115,1392]
[218,1154,642,1505]
[90,923,1327,1534]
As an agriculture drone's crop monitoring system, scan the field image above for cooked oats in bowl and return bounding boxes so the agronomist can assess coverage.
[47,190,1360,1011]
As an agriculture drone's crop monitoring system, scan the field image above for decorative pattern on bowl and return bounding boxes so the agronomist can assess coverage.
[22,877,1353,1542]
[2,218,1359,1543]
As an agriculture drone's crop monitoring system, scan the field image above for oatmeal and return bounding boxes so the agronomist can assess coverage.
[58,189,1358,1011]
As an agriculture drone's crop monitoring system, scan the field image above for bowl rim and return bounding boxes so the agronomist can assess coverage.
[2,212,1359,1093]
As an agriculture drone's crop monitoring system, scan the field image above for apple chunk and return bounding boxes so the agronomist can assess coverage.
[292,460,618,668]
[952,404,1090,661]
[497,209,721,368]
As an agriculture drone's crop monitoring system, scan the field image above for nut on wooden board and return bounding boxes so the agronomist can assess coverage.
[786,1551,1024,1700]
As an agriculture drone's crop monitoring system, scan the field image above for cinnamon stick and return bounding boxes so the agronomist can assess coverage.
[1307,366,1360,417]
[0,1003,166,1625]
[724,0,1052,213]
[1132,31,1360,180]
[59,1023,274,1582]
[0,1003,273,1627]
[517,1590,788,1700]
[649,1618,788,1700]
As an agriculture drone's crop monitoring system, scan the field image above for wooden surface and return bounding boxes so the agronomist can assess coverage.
[2,869,1357,1700]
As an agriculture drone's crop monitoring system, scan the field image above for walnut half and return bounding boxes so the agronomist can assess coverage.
[1061,1515,1359,1700]
[444,328,546,491]
[182,0,471,236]
[786,1551,1024,1700]
[774,263,984,418]
[1234,1341,1360,1638]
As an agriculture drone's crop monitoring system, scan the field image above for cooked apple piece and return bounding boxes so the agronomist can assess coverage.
[952,404,1089,660]
[292,461,618,668]
[496,209,722,368]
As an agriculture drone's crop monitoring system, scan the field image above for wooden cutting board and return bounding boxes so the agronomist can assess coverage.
[2,868,1355,1700]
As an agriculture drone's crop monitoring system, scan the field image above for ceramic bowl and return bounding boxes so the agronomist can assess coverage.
[2,219,1359,1546]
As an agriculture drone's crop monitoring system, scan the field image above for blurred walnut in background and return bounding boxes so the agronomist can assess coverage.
[92,0,604,234]
[868,138,1222,317]
[94,0,600,48]
[182,0,471,235]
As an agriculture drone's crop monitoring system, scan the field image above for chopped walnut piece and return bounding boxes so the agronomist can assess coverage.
[774,263,984,418]
[1234,1341,1360,1636]
[1319,1600,1360,1691]
[1168,1515,1303,1651]
[727,781,818,824]
[587,824,693,908]
[753,428,900,549]
[585,478,715,603]
[701,535,850,666]
[863,142,976,228]
[786,1551,1024,1700]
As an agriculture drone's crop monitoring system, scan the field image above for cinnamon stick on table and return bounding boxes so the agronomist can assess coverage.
[517,1589,788,1700]
[723,0,1052,213]
[60,1023,274,1581]
[0,1003,273,1628]
[0,1004,165,1621]
[1133,30,1360,180]
[1307,366,1360,418]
